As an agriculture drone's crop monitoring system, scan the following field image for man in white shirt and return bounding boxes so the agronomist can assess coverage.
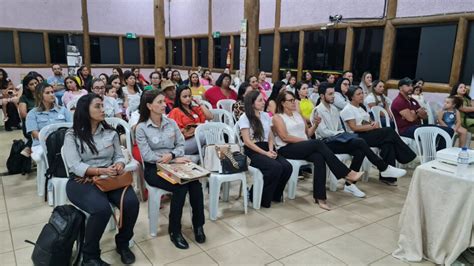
[316,84,406,197]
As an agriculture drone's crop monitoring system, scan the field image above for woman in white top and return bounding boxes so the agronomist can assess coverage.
[122,70,142,113]
[364,80,394,127]
[272,91,364,210]
[238,91,292,208]
[340,86,416,186]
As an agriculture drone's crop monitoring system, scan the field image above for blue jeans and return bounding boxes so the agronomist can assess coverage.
[55,89,65,106]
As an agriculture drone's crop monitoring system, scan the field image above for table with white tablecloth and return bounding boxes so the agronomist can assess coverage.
[392,160,474,265]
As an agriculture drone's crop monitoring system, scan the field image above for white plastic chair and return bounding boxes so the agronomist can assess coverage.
[195,122,248,220]
[209,109,235,126]
[425,103,435,125]
[285,159,314,200]
[414,126,453,163]
[39,122,73,205]
[233,122,264,209]
[388,111,419,167]
[200,100,213,110]
[217,99,236,114]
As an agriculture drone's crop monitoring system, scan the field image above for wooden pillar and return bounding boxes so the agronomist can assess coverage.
[139,37,144,65]
[12,30,21,64]
[181,38,186,66]
[230,35,235,70]
[44,32,51,65]
[154,0,166,67]
[343,27,354,71]
[379,0,397,81]
[169,39,173,65]
[449,17,468,86]
[192,38,196,67]
[118,36,124,65]
[244,0,260,78]
[272,0,282,80]
[208,0,214,69]
[297,30,304,81]
[81,0,91,68]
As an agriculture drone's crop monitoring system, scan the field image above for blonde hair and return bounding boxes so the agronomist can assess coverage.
[34,83,55,112]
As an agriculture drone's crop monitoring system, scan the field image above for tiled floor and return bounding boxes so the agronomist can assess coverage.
[0,129,472,265]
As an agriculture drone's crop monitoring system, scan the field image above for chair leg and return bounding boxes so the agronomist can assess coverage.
[241,177,248,214]
[249,167,263,209]
[148,188,162,237]
[327,165,338,192]
[222,182,230,202]
[36,159,46,197]
[208,177,221,221]
[287,164,300,200]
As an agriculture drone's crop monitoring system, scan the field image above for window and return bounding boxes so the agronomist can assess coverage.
[19,32,45,64]
[172,39,183,65]
[280,32,299,73]
[392,24,457,83]
[48,34,84,64]
[303,29,346,73]
[143,38,155,65]
[90,36,119,64]
[461,22,474,85]
[197,38,208,67]
[214,36,230,69]
[184,39,192,66]
[0,31,15,64]
[259,34,274,72]
[233,35,240,71]
[352,28,384,83]
[123,38,140,65]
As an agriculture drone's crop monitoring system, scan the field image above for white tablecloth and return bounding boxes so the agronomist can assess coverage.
[393,160,474,265]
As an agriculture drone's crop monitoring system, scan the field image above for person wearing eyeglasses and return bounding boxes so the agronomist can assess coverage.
[91,78,122,118]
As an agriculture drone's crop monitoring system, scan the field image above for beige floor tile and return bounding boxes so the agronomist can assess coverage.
[371,255,409,265]
[0,196,7,214]
[279,246,346,265]
[5,193,46,212]
[408,260,436,265]
[98,229,121,254]
[377,214,400,231]
[222,209,279,236]
[3,181,38,199]
[350,223,399,253]
[182,220,243,250]
[0,212,9,231]
[0,251,16,265]
[101,245,152,265]
[0,230,13,253]
[286,195,328,215]
[207,238,274,265]
[0,185,4,197]
[2,173,36,188]
[341,200,400,223]
[13,246,34,265]
[355,180,394,198]
[133,208,169,243]
[249,227,312,259]
[318,234,386,265]
[284,216,344,245]
[167,252,217,265]
[10,223,44,250]
[137,234,202,265]
[266,260,283,266]
[7,205,51,230]
[326,190,363,207]
[317,208,371,232]
[364,193,406,210]
[256,203,311,225]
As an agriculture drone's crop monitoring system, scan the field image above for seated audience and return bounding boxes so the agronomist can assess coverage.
[108,74,126,116]
[144,71,162,91]
[265,81,286,115]
[63,94,139,265]
[103,85,122,118]
[204,73,237,108]
[365,80,394,127]
[450,82,474,133]
[112,67,125,86]
[438,96,468,147]
[19,74,40,155]
[248,75,268,102]
[47,64,65,105]
[1,79,21,130]
[296,82,314,122]
[359,71,372,96]
[171,70,183,87]
[62,76,88,108]
[233,82,253,121]
[342,71,353,85]
[326,73,336,84]
[238,91,292,208]
[281,70,292,85]
[122,70,142,113]
[332,79,349,111]
[188,73,206,97]
[411,84,427,109]
[285,76,297,94]
[136,90,205,250]
[258,71,271,91]
[161,79,177,113]
[77,65,92,92]
[200,69,213,86]
[132,67,149,89]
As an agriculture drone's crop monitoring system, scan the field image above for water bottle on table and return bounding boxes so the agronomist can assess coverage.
[456,147,470,178]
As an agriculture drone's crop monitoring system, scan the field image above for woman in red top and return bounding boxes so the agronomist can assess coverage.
[168,86,213,155]
[204,73,237,108]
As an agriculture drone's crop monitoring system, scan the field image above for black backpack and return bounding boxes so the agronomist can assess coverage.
[6,139,32,175]
[26,204,85,266]
[44,127,68,201]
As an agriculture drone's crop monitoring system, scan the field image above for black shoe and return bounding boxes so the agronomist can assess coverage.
[116,247,136,264]
[81,258,110,266]
[194,226,206,243]
[170,232,189,249]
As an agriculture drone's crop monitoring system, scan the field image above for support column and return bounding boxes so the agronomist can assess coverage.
[449,17,468,86]
[230,35,235,70]
[139,37,144,65]
[343,27,354,71]
[297,30,304,81]
[208,0,214,69]
[379,0,397,81]
[192,38,196,67]
[13,30,21,64]
[44,32,51,65]
[271,0,282,80]
[119,36,124,65]
[154,0,166,68]
[244,0,260,78]
[181,38,186,66]
[81,0,91,68]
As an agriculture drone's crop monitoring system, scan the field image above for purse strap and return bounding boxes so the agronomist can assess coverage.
[218,146,239,169]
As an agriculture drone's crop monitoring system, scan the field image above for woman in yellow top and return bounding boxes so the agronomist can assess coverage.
[189,73,206,99]
[296,82,314,123]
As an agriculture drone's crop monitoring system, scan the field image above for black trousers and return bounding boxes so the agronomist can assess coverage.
[4,102,21,130]
[358,127,417,182]
[144,162,205,234]
[278,139,351,200]
[66,179,139,260]
[244,142,292,208]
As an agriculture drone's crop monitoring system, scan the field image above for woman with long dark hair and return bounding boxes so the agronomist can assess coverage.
[132,67,149,88]
[108,74,126,115]
[168,86,212,155]
[232,82,253,120]
[450,83,474,133]
[265,81,286,115]
[189,72,206,97]
[204,73,237,108]
[63,94,139,265]
[171,70,183,86]
[19,74,40,154]
[77,65,93,92]
[135,90,206,250]
[1,69,21,130]
[122,70,142,113]
[272,91,364,210]
[61,76,88,108]
[365,80,394,127]
[333,78,350,111]
[200,69,213,86]
[239,91,292,208]
[112,67,125,85]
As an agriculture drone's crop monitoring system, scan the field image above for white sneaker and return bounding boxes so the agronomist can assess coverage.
[344,184,366,198]
[380,165,406,178]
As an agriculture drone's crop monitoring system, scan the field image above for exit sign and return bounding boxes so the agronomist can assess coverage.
[212,31,221,38]
[126,32,137,39]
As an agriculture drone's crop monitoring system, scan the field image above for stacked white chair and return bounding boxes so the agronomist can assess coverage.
[216,99,236,114]
[209,109,235,126]
[414,126,453,163]
[200,100,213,110]
[195,122,248,220]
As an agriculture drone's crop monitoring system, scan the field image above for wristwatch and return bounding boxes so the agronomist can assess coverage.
[170,152,176,160]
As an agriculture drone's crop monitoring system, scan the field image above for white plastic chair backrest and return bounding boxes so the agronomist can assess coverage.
[425,103,435,124]
[209,109,235,126]
[204,85,213,90]
[200,100,213,110]
[39,122,73,169]
[195,122,236,166]
[105,117,133,157]
[233,122,243,147]
[60,146,70,178]
[217,99,236,113]
[414,126,453,163]
[371,106,391,128]
[66,99,78,111]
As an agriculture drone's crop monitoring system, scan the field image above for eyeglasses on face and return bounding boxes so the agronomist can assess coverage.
[93,86,106,91]
[285,98,296,103]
